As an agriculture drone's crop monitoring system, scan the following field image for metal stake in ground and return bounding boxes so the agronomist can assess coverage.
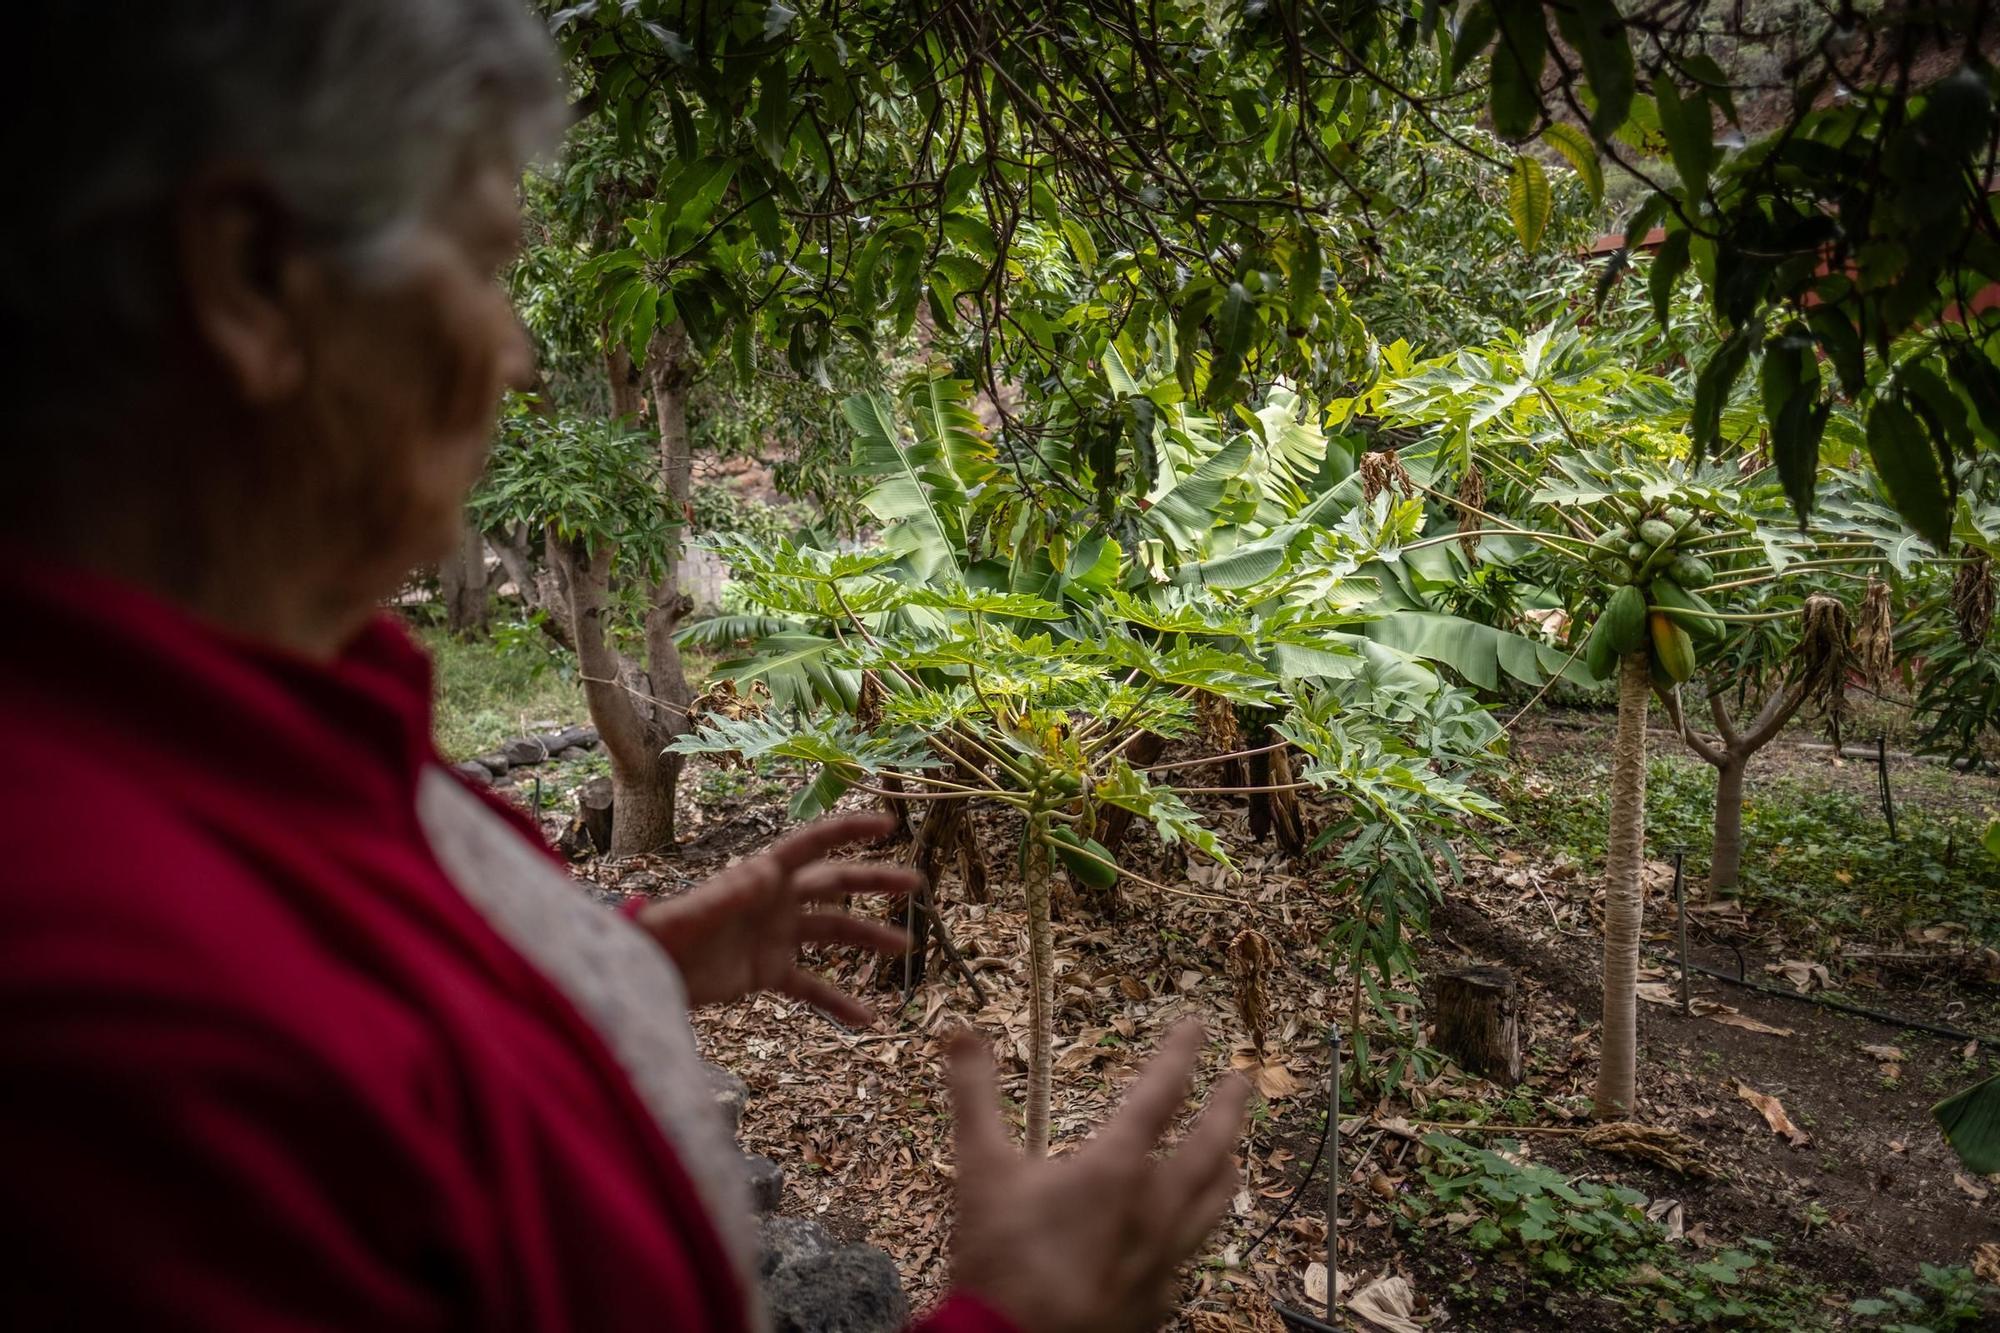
[1270,1022,1345,1332]
[1877,734,1899,842]
[1325,1023,1340,1323]
[1671,845,1691,1015]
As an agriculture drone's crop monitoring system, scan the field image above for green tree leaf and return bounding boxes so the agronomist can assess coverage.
[1554,0,1636,141]
[1447,3,1498,85]
[1653,76,1713,200]
[1541,123,1603,204]
[1488,0,1548,140]
[1934,1073,2000,1175]
[1866,397,1951,551]
[1507,155,1553,251]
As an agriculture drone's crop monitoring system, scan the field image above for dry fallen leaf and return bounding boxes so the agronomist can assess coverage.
[1766,959,1831,991]
[1706,1012,1796,1037]
[1954,1173,1990,1202]
[1860,1044,1905,1062]
[1347,1274,1425,1333]
[1646,1197,1686,1243]
[1228,1048,1301,1099]
[1973,1242,2000,1285]
[1734,1081,1812,1148]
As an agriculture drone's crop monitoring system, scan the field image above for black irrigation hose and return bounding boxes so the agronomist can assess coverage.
[1658,950,2000,1047]
[1240,1068,1336,1265]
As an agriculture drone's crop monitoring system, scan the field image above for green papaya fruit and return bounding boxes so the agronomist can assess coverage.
[1669,554,1714,588]
[1664,506,1693,529]
[1628,539,1650,563]
[1602,584,1649,654]
[1649,611,1697,683]
[1639,518,1678,548]
[1651,577,1723,641]
[1584,615,1619,681]
[1049,827,1118,890]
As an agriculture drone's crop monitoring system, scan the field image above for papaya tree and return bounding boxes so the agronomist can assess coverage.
[674,373,1502,1154]
[1340,314,1925,1117]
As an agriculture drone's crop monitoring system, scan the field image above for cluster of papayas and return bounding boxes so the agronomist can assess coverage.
[1580,502,1724,686]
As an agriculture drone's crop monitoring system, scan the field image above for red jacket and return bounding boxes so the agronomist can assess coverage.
[0,562,1008,1333]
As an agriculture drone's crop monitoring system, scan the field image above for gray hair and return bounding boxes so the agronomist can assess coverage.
[6,1,565,420]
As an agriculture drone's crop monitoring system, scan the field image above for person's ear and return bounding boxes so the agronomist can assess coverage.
[174,169,311,404]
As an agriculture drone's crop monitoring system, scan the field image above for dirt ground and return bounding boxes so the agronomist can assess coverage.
[531,708,2000,1331]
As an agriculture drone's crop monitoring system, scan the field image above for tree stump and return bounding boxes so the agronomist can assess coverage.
[577,776,615,855]
[1434,966,1522,1085]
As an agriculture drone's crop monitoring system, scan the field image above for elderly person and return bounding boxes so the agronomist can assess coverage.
[0,3,1245,1331]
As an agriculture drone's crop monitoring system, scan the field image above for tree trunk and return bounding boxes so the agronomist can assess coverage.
[557,535,677,856]
[488,523,575,651]
[639,325,696,845]
[438,515,491,638]
[1594,650,1652,1120]
[1710,756,1747,896]
[1023,813,1055,1157]
[890,795,966,992]
[576,775,615,855]
[1434,966,1523,1085]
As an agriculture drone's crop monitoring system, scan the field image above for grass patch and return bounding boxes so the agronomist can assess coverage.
[422,627,587,760]
[1510,750,1999,948]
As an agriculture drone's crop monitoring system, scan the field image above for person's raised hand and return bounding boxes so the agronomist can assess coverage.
[945,1023,1248,1333]
[633,811,915,1025]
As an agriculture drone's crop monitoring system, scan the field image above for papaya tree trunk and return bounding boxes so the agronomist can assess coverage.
[1663,681,1809,899]
[1594,650,1651,1120]
[1023,812,1055,1157]
[1710,757,1747,894]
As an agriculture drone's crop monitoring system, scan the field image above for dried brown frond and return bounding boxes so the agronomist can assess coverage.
[1358,449,1414,504]
[1852,577,1895,689]
[1195,690,1242,759]
[1793,593,1852,718]
[1226,929,1276,1054]
[855,669,886,730]
[1455,464,1487,561]
[1954,554,1995,648]
[1582,1121,1716,1178]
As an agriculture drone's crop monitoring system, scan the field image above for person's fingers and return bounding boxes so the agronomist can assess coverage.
[1157,1076,1249,1255]
[945,1029,1011,1175]
[1091,1021,1205,1160]
[1166,1141,1244,1259]
[687,850,785,911]
[766,812,902,871]
[793,861,924,903]
[1155,1073,1249,1201]
[777,968,882,1029]
[796,912,913,955]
